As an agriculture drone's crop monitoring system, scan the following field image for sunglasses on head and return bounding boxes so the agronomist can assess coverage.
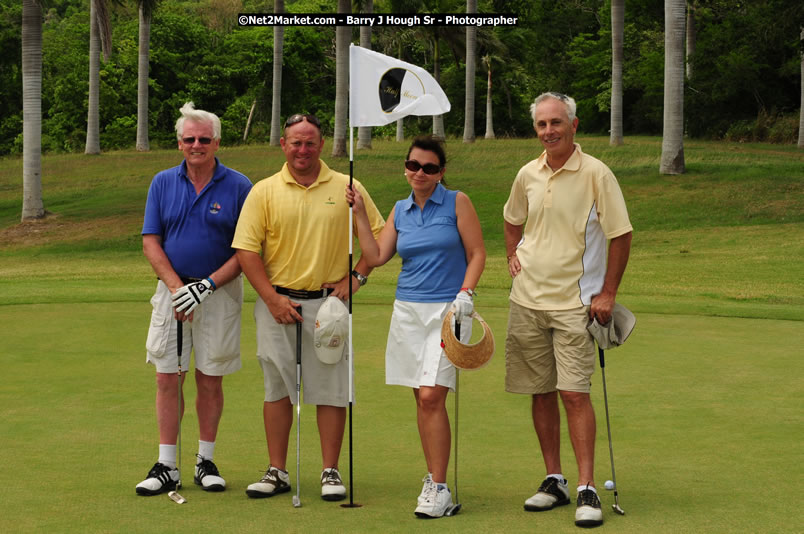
[284,113,322,129]
[405,160,442,175]
[181,136,213,145]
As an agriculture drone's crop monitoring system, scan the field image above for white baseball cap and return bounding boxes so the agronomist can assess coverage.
[314,296,349,364]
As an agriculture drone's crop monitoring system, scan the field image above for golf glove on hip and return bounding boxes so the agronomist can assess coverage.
[450,291,474,324]
[172,278,215,314]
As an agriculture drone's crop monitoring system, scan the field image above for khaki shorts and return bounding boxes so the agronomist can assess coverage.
[145,278,243,376]
[505,301,595,394]
[254,296,350,406]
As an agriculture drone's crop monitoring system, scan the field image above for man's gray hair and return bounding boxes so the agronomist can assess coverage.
[529,92,577,124]
[175,102,221,140]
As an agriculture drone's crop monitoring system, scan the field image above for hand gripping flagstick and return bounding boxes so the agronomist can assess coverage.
[168,319,187,504]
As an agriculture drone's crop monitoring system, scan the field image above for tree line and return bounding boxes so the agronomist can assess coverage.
[8,1,804,188]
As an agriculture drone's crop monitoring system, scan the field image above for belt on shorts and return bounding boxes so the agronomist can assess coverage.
[274,286,334,299]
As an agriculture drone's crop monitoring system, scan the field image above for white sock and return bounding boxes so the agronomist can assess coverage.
[547,473,565,483]
[198,440,215,462]
[158,444,177,469]
[436,483,448,491]
[577,485,598,495]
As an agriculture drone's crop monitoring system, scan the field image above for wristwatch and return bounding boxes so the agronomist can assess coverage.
[351,270,368,286]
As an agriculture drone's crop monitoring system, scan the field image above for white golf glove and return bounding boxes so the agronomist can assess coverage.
[172,278,215,314]
[450,290,474,324]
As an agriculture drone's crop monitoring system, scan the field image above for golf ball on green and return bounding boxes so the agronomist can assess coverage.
[604,480,615,490]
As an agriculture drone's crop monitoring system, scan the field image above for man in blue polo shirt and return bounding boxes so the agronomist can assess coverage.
[136,102,252,497]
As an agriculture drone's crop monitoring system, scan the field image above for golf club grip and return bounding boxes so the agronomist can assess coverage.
[598,346,605,368]
[295,305,302,365]
[455,319,461,341]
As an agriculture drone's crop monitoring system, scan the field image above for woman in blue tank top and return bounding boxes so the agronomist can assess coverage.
[347,135,486,519]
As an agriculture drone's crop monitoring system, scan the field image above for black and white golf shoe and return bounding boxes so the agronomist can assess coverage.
[135,462,179,496]
[575,487,604,528]
[194,457,226,492]
[524,476,570,511]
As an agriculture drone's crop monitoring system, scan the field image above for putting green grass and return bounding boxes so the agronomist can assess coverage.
[1,301,801,533]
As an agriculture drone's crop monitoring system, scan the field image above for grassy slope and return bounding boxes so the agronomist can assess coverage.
[1,138,803,533]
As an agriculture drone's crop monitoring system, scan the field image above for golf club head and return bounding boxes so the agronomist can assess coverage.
[445,503,461,516]
[168,491,186,504]
[612,503,625,515]
[292,495,301,508]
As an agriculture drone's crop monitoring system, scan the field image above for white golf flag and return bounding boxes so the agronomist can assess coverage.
[349,44,451,127]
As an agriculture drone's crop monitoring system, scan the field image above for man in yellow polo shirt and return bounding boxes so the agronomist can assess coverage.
[232,113,384,502]
[503,93,633,528]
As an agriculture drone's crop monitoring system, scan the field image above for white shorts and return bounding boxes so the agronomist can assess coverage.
[145,278,243,376]
[254,296,350,407]
[385,300,471,390]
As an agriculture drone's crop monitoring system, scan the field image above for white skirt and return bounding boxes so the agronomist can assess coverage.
[385,300,471,390]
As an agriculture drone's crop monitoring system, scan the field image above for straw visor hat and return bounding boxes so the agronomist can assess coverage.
[440,310,495,370]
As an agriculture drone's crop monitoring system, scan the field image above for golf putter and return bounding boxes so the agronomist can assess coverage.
[168,319,187,504]
[599,346,624,515]
[292,305,302,508]
[445,317,462,517]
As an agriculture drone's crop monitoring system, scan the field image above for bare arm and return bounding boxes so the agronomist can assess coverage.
[345,186,398,267]
[236,249,302,324]
[456,192,485,290]
[143,234,183,293]
[589,231,632,323]
[504,220,524,278]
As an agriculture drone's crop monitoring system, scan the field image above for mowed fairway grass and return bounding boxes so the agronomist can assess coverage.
[1,137,802,533]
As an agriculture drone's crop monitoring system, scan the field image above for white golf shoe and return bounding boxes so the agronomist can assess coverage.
[524,476,570,511]
[246,466,291,498]
[194,457,226,492]
[320,467,347,501]
[415,484,452,519]
[135,462,179,496]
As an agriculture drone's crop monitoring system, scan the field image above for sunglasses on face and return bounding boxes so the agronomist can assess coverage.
[181,136,213,145]
[405,160,442,175]
[284,113,322,129]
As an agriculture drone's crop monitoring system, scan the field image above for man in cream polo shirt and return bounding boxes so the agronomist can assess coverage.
[503,93,632,528]
[232,113,384,503]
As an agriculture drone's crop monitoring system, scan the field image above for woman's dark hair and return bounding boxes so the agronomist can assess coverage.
[407,135,447,168]
[406,135,447,185]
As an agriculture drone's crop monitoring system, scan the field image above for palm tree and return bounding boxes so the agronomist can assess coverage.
[22,0,44,221]
[610,0,624,146]
[462,0,477,143]
[356,0,374,150]
[85,0,111,155]
[686,1,696,79]
[798,26,803,148]
[331,0,350,157]
[431,35,445,139]
[269,0,284,146]
[660,0,686,174]
[483,54,494,139]
[136,0,157,152]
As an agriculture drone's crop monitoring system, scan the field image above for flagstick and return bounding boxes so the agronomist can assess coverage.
[342,125,361,508]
